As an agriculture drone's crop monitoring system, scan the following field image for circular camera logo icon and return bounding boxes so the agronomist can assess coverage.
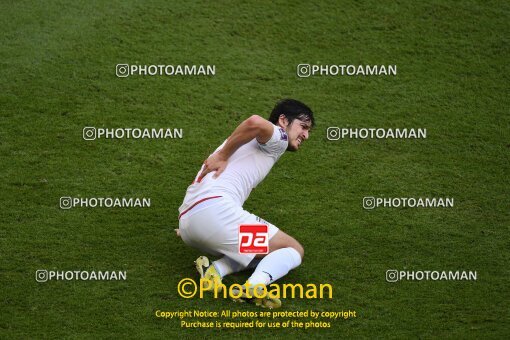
[36,270,48,282]
[386,270,399,283]
[363,197,376,210]
[60,197,73,209]
[82,127,96,140]
[116,64,130,77]
[327,127,340,140]
[297,64,311,78]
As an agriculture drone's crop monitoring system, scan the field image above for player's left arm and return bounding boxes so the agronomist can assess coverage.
[197,115,273,181]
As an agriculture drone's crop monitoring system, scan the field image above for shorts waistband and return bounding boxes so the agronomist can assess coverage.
[178,196,222,220]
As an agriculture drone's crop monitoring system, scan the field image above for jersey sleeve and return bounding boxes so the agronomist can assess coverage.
[258,125,288,159]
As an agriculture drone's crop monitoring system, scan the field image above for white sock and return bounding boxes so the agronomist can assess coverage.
[213,257,261,278]
[212,257,245,278]
[247,247,302,286]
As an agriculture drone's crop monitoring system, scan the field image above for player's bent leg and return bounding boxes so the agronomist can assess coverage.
[256,230,304,259]
[233,245,302,309]
[231,231,303,308]
[249,247,302,286]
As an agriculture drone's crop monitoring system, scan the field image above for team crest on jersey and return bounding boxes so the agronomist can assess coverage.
[278,127,288,141]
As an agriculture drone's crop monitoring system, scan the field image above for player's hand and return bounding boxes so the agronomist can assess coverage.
[197,151,228,182]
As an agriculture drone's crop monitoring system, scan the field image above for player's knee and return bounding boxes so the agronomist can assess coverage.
[283,234,304,260]
[291,241,304,260]
[269,231,304,259]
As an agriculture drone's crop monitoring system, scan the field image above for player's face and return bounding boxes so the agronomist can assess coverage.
[285,118,312,151]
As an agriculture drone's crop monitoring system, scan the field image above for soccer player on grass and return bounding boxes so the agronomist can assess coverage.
[178,99,314,308]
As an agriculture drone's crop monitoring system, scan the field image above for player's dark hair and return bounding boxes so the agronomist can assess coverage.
[268,99,315,127]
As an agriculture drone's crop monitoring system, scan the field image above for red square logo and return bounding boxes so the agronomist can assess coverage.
[239,224,269,254]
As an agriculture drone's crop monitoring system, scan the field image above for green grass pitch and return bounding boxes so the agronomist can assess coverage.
[1,0,508,338]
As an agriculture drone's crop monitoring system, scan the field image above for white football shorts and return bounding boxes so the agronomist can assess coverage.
[178,196,279,266]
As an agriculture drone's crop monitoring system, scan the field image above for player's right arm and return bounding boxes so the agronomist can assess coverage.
[196,115,274,182]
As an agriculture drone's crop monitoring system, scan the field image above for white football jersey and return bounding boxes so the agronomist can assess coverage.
[179,124,288,213]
